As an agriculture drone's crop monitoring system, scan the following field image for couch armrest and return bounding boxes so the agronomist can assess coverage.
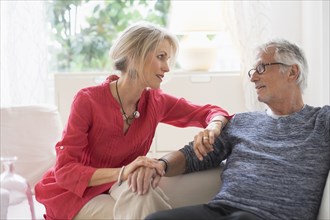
[159,165,224,208]
[1,188,10,219]
[318,171,330,220]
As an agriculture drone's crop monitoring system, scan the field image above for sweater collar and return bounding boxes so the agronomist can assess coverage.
[266,104,306,119]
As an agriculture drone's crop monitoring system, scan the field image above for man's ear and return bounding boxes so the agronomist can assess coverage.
[289,64,299,79]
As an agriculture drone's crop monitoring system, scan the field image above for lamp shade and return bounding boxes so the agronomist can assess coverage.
[168,0,224,34]
[178,33,218,71]
[168,1,225,71]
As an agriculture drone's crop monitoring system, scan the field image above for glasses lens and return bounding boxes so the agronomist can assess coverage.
[256,64,265,74]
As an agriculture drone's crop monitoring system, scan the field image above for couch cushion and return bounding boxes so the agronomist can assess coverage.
[159,166,223,208]
[0,105,62,188]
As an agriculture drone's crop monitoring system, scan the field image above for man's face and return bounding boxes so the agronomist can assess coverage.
[249,48,292,105]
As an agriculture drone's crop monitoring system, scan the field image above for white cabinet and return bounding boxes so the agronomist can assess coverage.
[54,71,246,157]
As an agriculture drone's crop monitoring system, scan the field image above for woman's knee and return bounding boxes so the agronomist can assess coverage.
[74,194,115,219]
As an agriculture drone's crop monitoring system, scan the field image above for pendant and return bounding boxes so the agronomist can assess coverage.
[133,111,140,118]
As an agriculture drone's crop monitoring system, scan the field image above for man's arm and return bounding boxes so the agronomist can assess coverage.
[158,150,186,177]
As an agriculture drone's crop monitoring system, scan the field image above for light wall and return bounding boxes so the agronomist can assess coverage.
[267,1,329,106]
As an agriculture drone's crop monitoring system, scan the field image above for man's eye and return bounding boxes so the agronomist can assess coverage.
[257,65,264,72]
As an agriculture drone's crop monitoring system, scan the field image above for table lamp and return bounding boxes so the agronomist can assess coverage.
[168,0,225,71]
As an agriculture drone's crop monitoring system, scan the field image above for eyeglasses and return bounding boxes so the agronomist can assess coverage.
[248,62,290,78]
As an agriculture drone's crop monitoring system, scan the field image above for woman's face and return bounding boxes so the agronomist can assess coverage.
[142,39,172,89]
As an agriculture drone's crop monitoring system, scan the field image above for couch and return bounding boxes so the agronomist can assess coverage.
[1,105,329,219]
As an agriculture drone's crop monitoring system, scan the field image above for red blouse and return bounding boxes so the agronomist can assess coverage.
[35,75,230,219]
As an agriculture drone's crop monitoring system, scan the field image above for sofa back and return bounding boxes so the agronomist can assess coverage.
[0,105,63,189]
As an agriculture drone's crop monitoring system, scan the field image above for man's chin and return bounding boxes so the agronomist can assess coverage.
[257,96,264,103]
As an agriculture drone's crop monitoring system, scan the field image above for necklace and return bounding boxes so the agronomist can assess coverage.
[115,80,140,125]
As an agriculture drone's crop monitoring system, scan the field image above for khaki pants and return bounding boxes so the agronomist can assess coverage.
[74,181,172,220]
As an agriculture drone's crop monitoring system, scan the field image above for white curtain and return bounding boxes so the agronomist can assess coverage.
[222,1,271,111]
[0,1,51,107]
[223,1,329,110]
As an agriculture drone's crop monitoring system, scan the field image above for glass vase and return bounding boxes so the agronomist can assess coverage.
[0,156,36,220]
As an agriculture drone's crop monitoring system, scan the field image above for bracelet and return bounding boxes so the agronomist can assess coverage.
[117,166,125,186]
[210,119,224,130]
[158,158,169,173]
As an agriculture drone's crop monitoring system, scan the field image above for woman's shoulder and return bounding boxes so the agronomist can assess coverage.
[76,84,105,98]
[76,75,115,97]
[71,80,112,107]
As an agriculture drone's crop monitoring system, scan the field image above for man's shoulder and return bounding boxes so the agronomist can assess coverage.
[233,110,266,118]
[320,105,330,113]
[316,105,330,123]
[305,104,330,117]
[228,111,267,127]
[306,104,329,110]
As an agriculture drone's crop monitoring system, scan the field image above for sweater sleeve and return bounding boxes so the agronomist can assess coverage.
[152,89,232,128]
[54,90,97,198]
[179,135,231,173]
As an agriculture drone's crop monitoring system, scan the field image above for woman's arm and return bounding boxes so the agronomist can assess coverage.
[89,156,164,187]
[153,90,232,128]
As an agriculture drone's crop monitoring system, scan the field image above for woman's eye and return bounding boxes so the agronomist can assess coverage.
[157,54,165,60]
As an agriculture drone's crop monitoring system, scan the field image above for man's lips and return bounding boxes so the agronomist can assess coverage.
[255,85,266,93]
[255,85,266,90]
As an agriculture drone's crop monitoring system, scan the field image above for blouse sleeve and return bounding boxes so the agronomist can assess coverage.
[152,89,232,128]
[53,89,97,198]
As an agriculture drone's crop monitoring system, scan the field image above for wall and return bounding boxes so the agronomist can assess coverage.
[267,1,329,106]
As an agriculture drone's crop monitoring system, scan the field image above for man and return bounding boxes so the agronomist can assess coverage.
[146,39,330,220]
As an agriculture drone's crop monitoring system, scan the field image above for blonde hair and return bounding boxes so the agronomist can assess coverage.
[109,21,179,78]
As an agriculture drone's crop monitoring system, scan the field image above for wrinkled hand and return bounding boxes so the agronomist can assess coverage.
[193,121,222,161]
[122,156,164,195]
[123,156,164,178]
[127,166,161,195]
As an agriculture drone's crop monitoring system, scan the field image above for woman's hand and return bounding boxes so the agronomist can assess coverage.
[120,156,164,195]
[193,119,224,161]
[123,156,164,178]
[127,166,162,195]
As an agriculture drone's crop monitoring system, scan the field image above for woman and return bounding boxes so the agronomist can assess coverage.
[35,21,231,220]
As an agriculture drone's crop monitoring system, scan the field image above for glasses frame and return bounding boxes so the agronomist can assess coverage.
[248,62,290,78]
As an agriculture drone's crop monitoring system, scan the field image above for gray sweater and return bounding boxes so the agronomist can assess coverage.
[180,105,330,220]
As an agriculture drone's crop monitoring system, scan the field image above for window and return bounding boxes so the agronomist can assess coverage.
[47,0,240,73]
[47,0,170,72]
